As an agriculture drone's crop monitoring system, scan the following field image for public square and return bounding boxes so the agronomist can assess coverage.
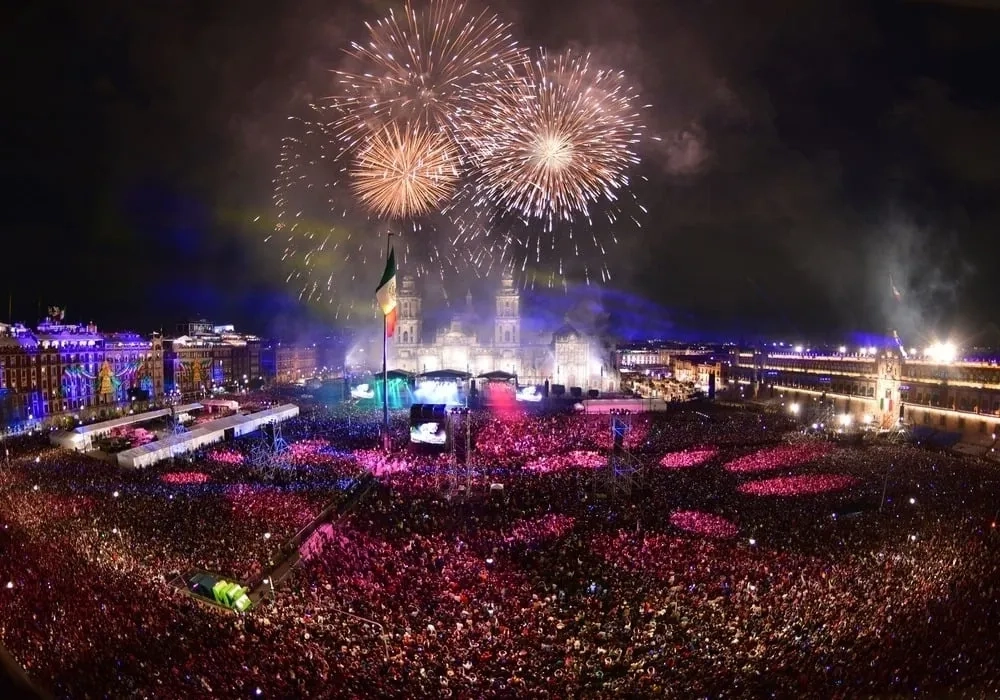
[2,401,999,698]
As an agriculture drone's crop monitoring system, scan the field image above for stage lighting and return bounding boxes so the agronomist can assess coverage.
[838,414,852,427]
[789,403,800,415]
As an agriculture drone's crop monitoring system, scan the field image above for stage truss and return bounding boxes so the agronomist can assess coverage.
[591,409,644,500]
[249,421,289,480]
[443,407,475,497]
[169,406,187,436]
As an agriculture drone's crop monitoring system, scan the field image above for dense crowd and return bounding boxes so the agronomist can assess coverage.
[1,399,999,698]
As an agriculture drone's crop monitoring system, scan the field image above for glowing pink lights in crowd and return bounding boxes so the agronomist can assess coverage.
[225,485,318,531]
[738,474,859,496]
[284,439,337,465]
[207,449,244,466]
[354,449,449,477]
[723,443,832,473]
[524,450,605,473]
[160,472,210,485]
[659,447,719,469]
[669,510,739,539]
[503,513,576,546]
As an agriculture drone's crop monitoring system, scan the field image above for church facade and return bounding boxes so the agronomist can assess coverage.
[389,273,617,392]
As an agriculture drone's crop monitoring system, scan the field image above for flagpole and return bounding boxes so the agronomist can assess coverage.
[382,231,392,451]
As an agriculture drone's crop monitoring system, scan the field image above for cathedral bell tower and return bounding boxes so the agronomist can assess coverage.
[396,275,421,346]
[494,271,520,346]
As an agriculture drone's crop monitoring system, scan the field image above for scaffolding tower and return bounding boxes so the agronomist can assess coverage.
[170,405,188,436]
[443,407,475,497]
[592,409,643,499]
[249,421,289,480]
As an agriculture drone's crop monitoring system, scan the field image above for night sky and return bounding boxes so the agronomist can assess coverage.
[6,0,1000,344]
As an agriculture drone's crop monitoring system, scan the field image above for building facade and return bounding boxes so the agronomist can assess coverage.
[615,343,673,369]
[0,313,160,428]
[730,345,1000,436]
[274,343,319,384]
[389,273,617,392]
[163,324,263,399]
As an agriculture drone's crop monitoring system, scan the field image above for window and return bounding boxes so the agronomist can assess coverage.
[504,330,511,344]
[402,331,409,344]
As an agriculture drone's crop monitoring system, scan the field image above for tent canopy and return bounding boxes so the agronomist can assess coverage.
[477,370,516,380]
[418,369,471,380]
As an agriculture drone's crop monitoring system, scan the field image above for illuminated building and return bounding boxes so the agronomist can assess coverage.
[274,343,319,384]
[0,309,160,428]
[388,272,617,392]
[614,343,673,369]
[671,355,726,390]
[731,344,1000,437]
[104,332,163,402]
[163,322,262,399]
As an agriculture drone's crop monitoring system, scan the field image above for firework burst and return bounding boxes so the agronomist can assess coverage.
[350,121,460,219]
[468,49,645,225]
[269,109,473,316]
[331,0,523,151]
[270,3,650,305]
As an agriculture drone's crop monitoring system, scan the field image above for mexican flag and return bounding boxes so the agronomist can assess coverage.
[376,246,398,337]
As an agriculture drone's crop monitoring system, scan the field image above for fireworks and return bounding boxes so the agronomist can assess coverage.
[331,0,523,150]
[467,50,644,225]
[350,122,460,218]
[271,0,648,303]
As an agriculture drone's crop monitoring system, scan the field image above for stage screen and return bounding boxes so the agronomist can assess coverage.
[414,379,464,406]
[350,383,375,400]
[516,385,544,402]
[410,421,448,445]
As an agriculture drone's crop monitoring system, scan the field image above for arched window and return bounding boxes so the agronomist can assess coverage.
[504,330,511,344]
[402,331,409,344]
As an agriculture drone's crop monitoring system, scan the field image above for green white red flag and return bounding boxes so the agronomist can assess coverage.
[376,246,398,337]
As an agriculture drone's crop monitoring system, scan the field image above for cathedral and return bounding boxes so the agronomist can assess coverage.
[388,272,618,392]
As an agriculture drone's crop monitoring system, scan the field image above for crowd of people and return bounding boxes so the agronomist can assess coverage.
[0,398,999,698]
